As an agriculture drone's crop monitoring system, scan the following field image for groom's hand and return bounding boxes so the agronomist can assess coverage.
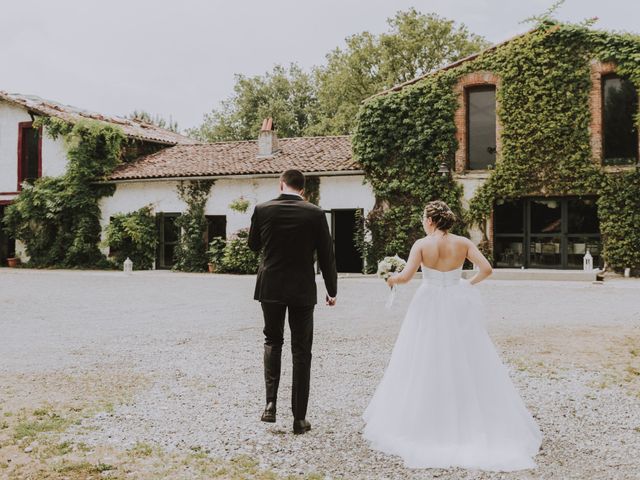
[326,295,336,307]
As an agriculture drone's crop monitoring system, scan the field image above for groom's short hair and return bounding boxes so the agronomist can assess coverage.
[280,169,305,191]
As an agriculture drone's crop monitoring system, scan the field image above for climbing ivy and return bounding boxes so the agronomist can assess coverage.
[173,180,214,272]
[353,66,466,271]
[3,118,124,267]
[103,205,157,270]
[353,21,640,273]
[597,171,640,274]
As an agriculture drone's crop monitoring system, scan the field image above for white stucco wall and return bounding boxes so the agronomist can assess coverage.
[0,100,68,201]
[99,174,376,257]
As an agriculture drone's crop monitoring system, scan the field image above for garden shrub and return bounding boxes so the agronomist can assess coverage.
[220,229,259,274]
[207,236,227,271]
[104,206,157,269]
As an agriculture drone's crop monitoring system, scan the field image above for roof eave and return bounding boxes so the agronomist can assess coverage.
[101,169,365,184]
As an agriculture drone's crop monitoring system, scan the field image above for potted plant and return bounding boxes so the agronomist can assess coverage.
[6,256,20,268]
[228,196,250,214]
[207,237,226,273]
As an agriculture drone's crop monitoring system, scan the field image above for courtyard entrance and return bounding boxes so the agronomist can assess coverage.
[493,196,602,269]
[331,209,363,273]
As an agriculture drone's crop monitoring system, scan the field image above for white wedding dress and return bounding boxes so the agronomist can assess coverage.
[363,266,542,472]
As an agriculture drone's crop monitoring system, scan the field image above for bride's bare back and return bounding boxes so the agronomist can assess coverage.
[420,233,469,272]
[390,233,492,286]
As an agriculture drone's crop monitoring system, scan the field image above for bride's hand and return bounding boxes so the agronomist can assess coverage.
[386,274,396,288]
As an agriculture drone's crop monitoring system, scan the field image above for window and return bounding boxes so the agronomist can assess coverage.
[492,197,601,269]
[602,74,639,165]
[205,215,227,244]
[467,86,497,170]
[18,122,42,187]
[156,213,180,269]
[493,199,525,268]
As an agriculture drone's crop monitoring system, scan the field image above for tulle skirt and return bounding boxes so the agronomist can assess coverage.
[363,279,542,471]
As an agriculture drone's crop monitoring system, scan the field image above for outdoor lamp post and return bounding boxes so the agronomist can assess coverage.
[583,250,593,271]
[124,257,133,274]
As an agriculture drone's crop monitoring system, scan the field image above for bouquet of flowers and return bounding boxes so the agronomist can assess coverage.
[377,255,406,308]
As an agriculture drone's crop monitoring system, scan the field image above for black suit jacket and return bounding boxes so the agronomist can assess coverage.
[248,194,337,306]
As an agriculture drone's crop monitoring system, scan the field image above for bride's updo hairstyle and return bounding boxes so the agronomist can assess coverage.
[424,200,456,232]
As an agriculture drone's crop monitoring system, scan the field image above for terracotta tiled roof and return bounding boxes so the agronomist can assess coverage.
[0,91,197,145]
[109,136,357,180]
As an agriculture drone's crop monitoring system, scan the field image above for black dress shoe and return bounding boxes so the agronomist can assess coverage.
[293,419,311,434]
[261,402,276,423]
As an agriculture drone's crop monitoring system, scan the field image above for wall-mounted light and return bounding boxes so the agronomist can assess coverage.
[438,161,450,177]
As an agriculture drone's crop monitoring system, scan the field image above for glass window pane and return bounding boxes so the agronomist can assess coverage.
[206,215,227,240]
[468,87,497,170]
[164,216,180,243]
[529,237,562,268]
[494,237,525,268]
[567,197,599,234]
[21,127,40,182]
[494,199,524,234]
[530,199,561,233]
[603,75,639,165]
[567,237,602,269]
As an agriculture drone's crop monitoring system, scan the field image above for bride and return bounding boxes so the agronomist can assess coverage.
[363,200,542,472]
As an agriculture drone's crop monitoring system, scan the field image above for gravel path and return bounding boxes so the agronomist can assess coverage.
[1,269,639,479]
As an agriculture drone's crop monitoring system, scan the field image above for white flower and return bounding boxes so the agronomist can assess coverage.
[377,256,406,280]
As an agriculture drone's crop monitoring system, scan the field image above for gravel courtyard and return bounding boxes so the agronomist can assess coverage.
[1,269,639,479]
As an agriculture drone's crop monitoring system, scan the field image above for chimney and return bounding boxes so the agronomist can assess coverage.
[257,118,279,157]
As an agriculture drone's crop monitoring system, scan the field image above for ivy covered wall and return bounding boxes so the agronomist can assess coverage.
[353,22,640,273]
[3,118,124,268]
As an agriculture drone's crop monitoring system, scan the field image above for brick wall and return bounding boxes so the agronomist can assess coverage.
[589,61,617,165]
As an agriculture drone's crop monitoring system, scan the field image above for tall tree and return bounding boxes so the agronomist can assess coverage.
[309,9,489,135]
[189,9,488,141]
[187,64,319,142]
[128,110,179,133]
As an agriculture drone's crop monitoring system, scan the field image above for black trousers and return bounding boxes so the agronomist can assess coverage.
[261,302,314,421]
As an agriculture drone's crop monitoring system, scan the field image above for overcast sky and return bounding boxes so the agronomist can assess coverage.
[2,0,639,132]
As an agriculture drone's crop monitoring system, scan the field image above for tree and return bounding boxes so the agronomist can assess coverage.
[128,110,179,133]
[188,9,488,140]
[187,64,319,142]
[310,9,489,135]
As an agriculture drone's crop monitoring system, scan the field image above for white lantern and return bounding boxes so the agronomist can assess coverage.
[583,250,593,271]
[123,257,133,274]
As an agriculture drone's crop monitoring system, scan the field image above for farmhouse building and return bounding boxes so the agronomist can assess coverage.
[356,24,640,271]
[103,122,374,272]
[0,94,374,272]
[0,91,196,265]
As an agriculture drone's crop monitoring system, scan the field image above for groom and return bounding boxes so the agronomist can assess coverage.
[248,169,337,434]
